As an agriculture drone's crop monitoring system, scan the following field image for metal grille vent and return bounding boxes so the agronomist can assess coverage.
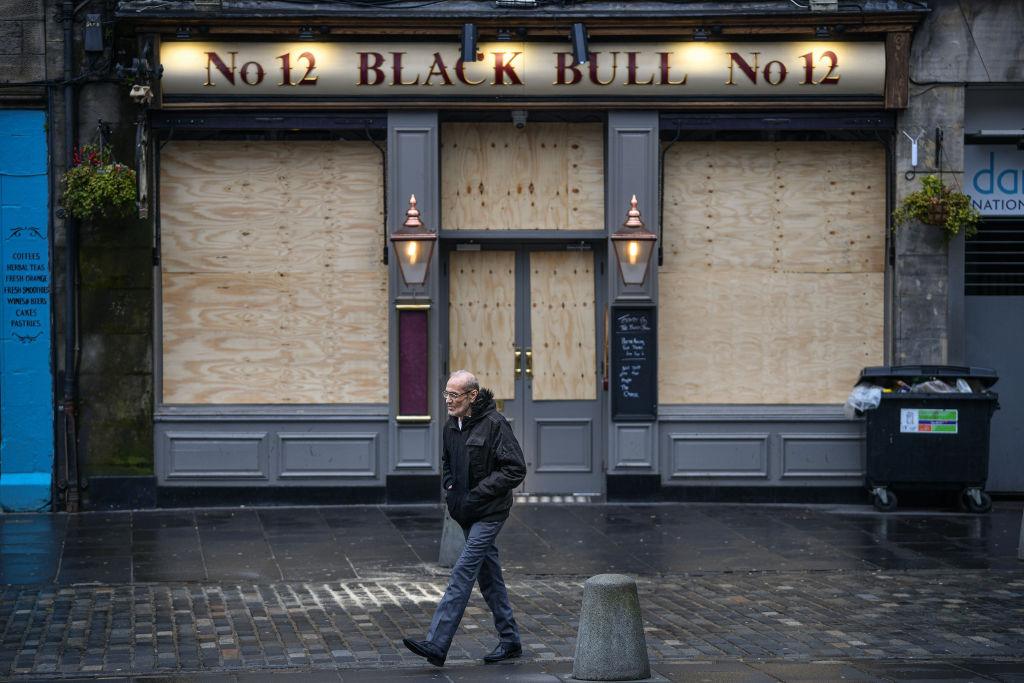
[965,220,1024,296]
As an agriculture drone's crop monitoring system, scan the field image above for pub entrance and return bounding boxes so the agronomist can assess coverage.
[443,243,606,496]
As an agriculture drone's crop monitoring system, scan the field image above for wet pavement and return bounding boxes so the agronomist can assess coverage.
[0,502,1022,681]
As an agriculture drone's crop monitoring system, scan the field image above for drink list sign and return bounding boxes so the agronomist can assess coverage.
[611,308,656,421]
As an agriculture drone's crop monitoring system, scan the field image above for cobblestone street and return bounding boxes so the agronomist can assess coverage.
[1,503,1023,681]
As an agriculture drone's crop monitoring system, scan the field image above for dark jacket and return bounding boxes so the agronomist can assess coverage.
[442,388,526,527]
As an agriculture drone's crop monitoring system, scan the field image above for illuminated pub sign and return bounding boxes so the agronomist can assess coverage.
[160,41,885,100]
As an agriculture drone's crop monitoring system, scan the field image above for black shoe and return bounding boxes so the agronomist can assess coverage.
[402,637,446,667]
[483,641,522,663]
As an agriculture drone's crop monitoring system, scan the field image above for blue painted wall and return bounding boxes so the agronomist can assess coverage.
[0,110,53,511]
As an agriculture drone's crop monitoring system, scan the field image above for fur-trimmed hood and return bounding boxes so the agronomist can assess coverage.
[465,387,496,427]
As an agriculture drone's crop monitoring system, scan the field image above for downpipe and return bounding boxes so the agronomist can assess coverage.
[58,0,81,513]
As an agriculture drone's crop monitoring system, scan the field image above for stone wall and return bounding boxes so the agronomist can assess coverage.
[3,0,154,501]
[75,79,154,481]
[896,0,1024,364]
[0,0,46,84]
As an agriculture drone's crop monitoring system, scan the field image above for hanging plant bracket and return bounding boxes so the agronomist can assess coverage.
[892,174,980,242]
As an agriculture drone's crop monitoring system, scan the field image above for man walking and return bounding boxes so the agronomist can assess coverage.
[402,370,527,667]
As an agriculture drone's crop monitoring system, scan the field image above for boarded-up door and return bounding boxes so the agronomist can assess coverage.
[447,245,603,495]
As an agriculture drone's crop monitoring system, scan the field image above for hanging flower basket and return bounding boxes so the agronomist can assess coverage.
[892,175,979,242]
[60,144,137,221]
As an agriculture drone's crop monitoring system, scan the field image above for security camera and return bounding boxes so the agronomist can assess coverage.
[129,84,153,105]
[511,110,528,129]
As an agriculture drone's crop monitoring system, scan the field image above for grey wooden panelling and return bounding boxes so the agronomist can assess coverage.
[610,423,655,470]
[279,433,378,479]
[387,111,442,478]
[605,111,660,488]
[668,433,770,479]
[535,419,593,473]
[659,408,866,486]
[779,433,865,479]
[164,431,269,480]
[157,421,387,486]
[606,111,659,304]
[395,425,433,470]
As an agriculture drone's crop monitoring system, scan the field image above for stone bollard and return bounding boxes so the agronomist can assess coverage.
[1018,509,1024,562]
[438,507,465,568]
[572,574,650,681]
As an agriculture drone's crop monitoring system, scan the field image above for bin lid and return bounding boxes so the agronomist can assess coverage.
[858,365,998,388]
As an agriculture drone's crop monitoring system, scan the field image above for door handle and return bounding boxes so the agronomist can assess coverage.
[514,348,522,378]
[525,349,533,377]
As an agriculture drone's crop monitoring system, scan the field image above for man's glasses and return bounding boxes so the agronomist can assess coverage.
[442,389,473,401]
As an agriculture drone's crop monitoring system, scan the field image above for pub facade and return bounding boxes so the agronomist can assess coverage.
[42,0,1016,508]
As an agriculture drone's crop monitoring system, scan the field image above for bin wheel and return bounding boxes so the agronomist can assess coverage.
[960,489,992,514]
[872,489,898,512]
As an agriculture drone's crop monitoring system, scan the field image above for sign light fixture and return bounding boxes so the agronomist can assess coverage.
[461,23,479,62]
[570,23,588,65]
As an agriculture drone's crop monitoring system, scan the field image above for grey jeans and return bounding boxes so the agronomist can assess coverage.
[426,519,520,654]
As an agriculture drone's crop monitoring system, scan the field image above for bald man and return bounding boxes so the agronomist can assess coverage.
[402,370,527,666]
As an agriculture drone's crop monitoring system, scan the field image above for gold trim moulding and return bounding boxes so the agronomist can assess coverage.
[395,303,431,310]
[395,415,432,423]
[158,99,887,111]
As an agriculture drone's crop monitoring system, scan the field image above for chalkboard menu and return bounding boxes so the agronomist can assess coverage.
[611,307,657,421]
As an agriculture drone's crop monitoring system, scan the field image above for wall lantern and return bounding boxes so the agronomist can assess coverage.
[391,194,437,286]
[610,195,657,286]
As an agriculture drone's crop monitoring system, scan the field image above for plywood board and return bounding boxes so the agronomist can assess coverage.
[659,141,885,405]
[160,141,383,274]
[662,142,885,274]
[529,251,597,401]
[162,270,387,404]
[441,123,604,230]
[448,251,517,400]
[159,141,387,404]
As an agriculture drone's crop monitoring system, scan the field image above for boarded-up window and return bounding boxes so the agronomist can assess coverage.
[659,141,885,405]
[160,141,387,404]
[441,123,604,230]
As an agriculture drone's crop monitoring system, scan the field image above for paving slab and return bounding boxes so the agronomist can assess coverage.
[0,502,1022,682]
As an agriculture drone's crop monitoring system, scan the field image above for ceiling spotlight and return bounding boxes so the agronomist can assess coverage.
[461,23,479,63]
[693,26,710,41]
[298,25,316,40]
[570,22,588,65]
[175,26,192,40]
[815,25,831,38]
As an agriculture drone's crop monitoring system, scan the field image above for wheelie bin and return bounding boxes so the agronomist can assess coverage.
[856,365,999,513]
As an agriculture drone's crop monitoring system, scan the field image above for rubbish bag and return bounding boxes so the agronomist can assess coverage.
[910,379,957,393]
[844,383,882,419]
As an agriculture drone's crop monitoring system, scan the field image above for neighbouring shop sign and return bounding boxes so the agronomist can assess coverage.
[160,41,885,100]
[965,145,1024,217]
[0,110,54,511]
